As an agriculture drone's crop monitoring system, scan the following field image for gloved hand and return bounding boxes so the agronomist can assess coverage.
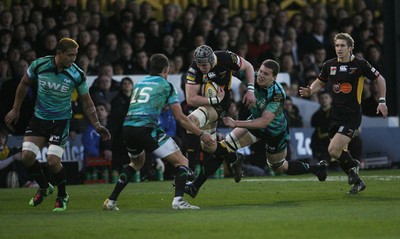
[155,158,165,173]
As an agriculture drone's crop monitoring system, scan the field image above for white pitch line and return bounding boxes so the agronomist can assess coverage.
[243,175,400,182]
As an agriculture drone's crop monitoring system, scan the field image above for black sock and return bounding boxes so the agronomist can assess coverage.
[193,154,223,189]
[186,133,201,171]
[51,167,67,197]
[26,160,48,189]
[338,150,358,174]
[109,165,135,201]
[174,165,189,197]
[286,161,311,175]
[213,142,237,164]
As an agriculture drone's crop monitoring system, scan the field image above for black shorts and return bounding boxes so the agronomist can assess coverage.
[122,126,167,156]
[248,129,289,154]
[25,116,70,146]
[328,112,362,139]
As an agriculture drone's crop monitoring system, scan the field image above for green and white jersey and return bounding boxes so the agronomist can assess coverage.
[26,56,89,120]
[250,81,287,136]
[124,75,178,128]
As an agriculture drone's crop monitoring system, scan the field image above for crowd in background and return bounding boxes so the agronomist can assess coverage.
[0,0,387,183]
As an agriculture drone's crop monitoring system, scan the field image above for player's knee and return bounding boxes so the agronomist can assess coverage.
[48,145,64,158]
[21,142,39,166]
[129,151,145,170]
[267,159,286,173]
[22,142,39,157]
[189,108,208,128]
[327,145,341,159]
[224,133,242,152]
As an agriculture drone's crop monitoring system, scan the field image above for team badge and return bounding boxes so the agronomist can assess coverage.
[330,66,337,75]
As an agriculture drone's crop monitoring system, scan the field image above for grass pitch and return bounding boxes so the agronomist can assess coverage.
[1,169,399,239]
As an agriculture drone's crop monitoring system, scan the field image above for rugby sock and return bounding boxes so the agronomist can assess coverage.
[26,160,48,189]
[213,142,236,164]
[338,150,358,174]
[52,167,67,197]
[109,165,135,200]
[186,133,201,171]
[174,165,189,197]
[286,161,311,175]
[193,154,223,189]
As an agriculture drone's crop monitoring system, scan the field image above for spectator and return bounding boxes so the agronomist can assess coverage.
[146,18,162,53]
[362,79,382,117]
[160,34,176,59]
[0,58,35,135]
[89,74,118,106]
[82,102,112,160]
[0,10,13,31]
[108,77,133,173]
[159,3,179,36]
[247,27,270,65]
[0,57,12,84]
[0,29,13,59]
[85,42,100,75]
[0,127,36,188]
[132,49,149,75]
[136,1,156,32]
[258,34,284,65]
[36,32,57,57]
[310,91,334,167]
[283,97,303,128]
[114,41,135,74]
[99,32,120,64]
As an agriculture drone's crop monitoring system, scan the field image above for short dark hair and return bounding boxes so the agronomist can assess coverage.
[57,38,79,52]
[149,53,169,74]
[334,33,354,48]
[261,59,280,76]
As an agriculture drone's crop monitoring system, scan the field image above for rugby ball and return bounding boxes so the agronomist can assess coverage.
[202,81,220,97]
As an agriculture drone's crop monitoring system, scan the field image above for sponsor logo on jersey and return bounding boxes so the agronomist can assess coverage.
[188,67,197,74]
[63,78,71,84]
[333,82,352,94]
[231,54,241,67]
[349,67,357,74]
[339,65,347,72]
[39,80,71,93]
[273,93,283,102]
[219,71,226,79]
[49,135,60,143]
[207,72,216,79]
[330,66,337,75]
[371,67,380,77]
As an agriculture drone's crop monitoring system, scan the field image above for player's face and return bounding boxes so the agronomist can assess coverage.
[335,39,352,60]
[196,62,212,74]
[60,47,78,68]
[257,65,275,88]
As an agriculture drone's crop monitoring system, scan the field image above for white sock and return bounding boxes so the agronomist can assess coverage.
[173,196,183,204]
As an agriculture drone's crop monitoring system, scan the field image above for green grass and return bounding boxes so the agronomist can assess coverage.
[1,169,400,239]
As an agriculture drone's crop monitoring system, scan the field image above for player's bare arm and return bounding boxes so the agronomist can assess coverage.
[240,58,256,108]
[299,78,326,97]
[376,75,388,118]
[223,110,275,129]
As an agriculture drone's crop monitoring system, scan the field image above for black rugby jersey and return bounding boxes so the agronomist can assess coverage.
[318,57,380,114]
[186,50,241,106]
